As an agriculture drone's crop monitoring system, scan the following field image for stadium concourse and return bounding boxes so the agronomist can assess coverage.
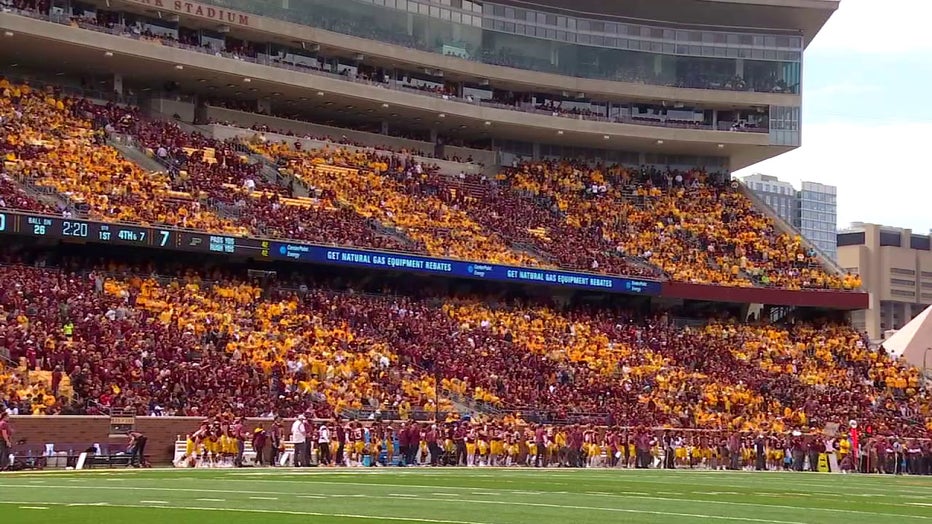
[0,80,917,476]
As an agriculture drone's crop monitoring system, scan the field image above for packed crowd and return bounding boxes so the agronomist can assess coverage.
[363,161,661,277]
[0,257,457,418]
[507,161,860,290]
[0,246,921,440]
[0,173,54,213]
[0,81,414,250]
[1,79,858,292]
[0,80,246,234]
[255,141,538,266]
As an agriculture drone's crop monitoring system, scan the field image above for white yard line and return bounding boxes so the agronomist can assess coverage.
[0,502,493,524]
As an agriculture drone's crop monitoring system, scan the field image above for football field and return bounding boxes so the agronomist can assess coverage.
[0,468,930,524]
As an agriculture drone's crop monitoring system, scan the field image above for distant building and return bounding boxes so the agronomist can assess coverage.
[742,174,838,261]
[837,223,932,341]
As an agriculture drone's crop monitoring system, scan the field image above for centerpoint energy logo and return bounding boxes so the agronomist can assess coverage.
[466,264,492,277]
[279,244,308,259]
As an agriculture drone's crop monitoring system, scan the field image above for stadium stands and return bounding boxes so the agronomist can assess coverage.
[0,81,246,234]
[508,160,860,290]
[0,79,861,294]
[0,248,918,438]
[255,140,539,267]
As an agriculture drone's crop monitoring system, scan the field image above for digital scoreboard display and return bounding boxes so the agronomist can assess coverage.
[0,211,661,295]
[0,212,270,257]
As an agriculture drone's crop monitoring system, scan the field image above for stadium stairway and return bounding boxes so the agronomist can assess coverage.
[4,169,74,213]
[227,140,312,198]
[108,136,170,176]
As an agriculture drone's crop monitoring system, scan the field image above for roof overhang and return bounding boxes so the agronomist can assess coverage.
[0,17,792,170]
[495,0,840,46]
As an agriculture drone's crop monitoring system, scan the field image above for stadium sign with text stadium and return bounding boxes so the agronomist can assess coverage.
[0,210,662,295]
[127,0,251,26]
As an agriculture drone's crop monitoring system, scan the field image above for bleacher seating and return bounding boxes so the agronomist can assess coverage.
[1,80,863,291]
[509,160,860,290]
[0,250,919,437]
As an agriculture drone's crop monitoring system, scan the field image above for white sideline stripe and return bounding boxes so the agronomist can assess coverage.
[248,496,278,500]
[140,500,169,504]
[0,502,492,524]
[196,498,226,502]
[18,506,49,510]
[210,478,932,519]
[0,481,927,521]
[297,495,325,499]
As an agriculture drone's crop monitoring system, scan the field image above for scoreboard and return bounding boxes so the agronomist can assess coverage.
[0,210,662,295]
[0,211,271,258]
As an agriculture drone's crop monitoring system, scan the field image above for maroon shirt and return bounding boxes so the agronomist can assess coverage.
[0,418,12,443]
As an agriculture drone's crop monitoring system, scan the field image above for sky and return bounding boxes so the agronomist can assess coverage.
[732,0,932,233]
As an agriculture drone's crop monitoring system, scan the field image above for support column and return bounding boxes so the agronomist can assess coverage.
[381,120,389,135]
[113,73,124,97]
[258,99,272,114]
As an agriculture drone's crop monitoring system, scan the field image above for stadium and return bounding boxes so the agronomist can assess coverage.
[1,0,930,522]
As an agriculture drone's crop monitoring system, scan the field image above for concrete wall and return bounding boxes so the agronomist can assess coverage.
[9,416,290,465]
[209,124,486,176]
[202,106,497,168]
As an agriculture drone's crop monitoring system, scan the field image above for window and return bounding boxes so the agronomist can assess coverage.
[880,231,902,247]
[837,232,865,247]
[892,289,916,298]
[891,268,917,276]
[910,235,931,251]
[891,278,916,287]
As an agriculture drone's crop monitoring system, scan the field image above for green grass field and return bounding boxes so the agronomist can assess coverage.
[1,468,930,524]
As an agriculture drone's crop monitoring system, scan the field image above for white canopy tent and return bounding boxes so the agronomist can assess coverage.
[881,304,932,369]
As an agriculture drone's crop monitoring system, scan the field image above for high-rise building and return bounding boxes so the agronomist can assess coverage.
[742,174,838,260]
[798,181,838,261]
[837,223,932,341]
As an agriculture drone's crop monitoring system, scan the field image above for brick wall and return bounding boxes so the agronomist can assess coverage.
[8,416,290,464]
